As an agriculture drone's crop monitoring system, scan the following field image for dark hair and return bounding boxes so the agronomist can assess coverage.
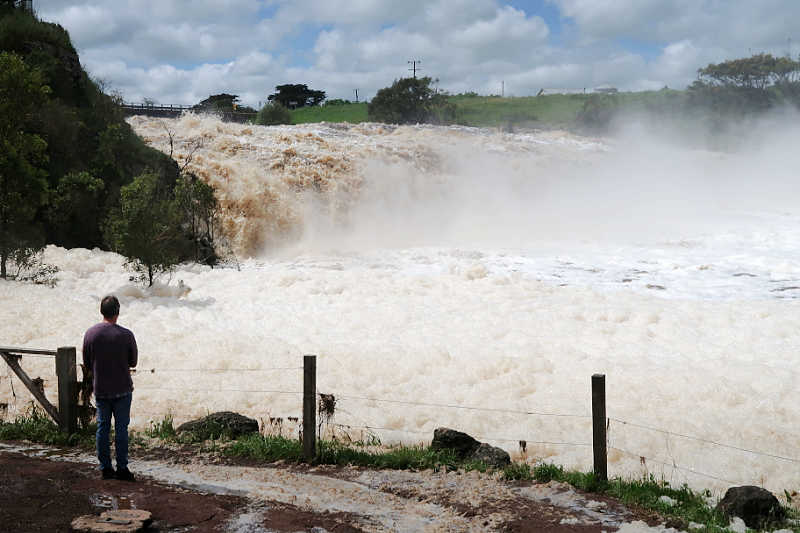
[100,295,120,319]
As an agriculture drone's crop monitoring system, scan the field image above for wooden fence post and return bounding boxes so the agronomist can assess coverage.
[303,355,317,462]
[592,373,607,481]
[56,347,78,434]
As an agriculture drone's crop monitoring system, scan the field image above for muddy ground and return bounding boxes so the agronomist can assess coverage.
[0,442,673,532]
[0,450,362,532]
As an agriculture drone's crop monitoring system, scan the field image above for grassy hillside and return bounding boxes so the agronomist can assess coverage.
[448,93,589,128]
[287,92,642,129]
[289,95,592,128]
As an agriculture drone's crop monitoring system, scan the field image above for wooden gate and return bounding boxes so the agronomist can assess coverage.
[0,346,78,434]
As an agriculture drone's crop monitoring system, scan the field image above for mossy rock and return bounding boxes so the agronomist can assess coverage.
[176,411,258,440]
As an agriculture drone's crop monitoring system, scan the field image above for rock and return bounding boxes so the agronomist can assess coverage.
[715,485,785,529]
[431,427,480,458]
[71,509,152,532]
[658,495,678,506]
[431,428,511,467]
[469,442,510,468]
[176,411,259,439]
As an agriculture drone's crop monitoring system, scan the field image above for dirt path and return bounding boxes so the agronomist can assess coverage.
[0,443,678,532]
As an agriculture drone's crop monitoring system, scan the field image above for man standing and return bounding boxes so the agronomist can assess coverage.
[83,295,138,481]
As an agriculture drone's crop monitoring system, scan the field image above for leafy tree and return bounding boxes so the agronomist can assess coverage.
[194,93,240,112]
[0,52,50,278]
[47,171,105,248]
[256,102,291,125]
[174,173,219,265]
[697,54,800,89]
[368,77,457,125]
[268,84,326,108]
[105,172,187,286]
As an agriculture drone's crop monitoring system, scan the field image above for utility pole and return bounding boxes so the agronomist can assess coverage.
[353,89,359,103]
[408,60,421,78]
[502,80,505,97]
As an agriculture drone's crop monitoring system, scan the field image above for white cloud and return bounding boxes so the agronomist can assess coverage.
[34,0,800,106]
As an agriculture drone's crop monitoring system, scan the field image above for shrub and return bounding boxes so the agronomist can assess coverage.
[256,102,291,125]
[368,76,457,125]
[104,172,188,286]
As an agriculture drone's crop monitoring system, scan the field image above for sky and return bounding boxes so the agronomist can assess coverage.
[36,0,800,107]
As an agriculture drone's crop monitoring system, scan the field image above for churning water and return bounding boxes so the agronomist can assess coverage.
[1,114,798,494]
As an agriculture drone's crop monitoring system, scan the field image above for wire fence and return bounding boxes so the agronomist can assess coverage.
[127,361,800,487]
[2,352,799,490]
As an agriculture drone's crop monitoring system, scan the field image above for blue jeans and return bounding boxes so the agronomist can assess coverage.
[95,393,132,471]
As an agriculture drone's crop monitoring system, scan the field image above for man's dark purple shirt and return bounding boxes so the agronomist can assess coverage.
[82,322,138,399]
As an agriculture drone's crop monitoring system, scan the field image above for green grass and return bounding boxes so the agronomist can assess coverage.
[284,93,662,129]
[0,406,95,447]
[449,93,589,128]
[145,412,177,440]
[288,96,588,128]
[502,462,800,533]
[283,90,705,131]
[226,433,463,471]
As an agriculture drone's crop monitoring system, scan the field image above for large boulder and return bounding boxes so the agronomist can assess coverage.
[470,442,511,468]
[431,428,480,458]
[176,411,259,439]
[431,427,510,468]
[715,485,785,529]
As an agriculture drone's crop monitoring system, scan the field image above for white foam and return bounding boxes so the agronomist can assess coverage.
[1,118,798,497]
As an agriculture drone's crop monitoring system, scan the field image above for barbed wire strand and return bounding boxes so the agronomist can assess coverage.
[135,386,302,395]
[134,367,303,374]
[326,393,590,419]
[610,418,800,464]
[609,445,742,486]
[327,422,590,448]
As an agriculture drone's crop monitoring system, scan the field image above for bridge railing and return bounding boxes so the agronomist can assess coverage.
[120,104,258,123]
[121,103,195,112]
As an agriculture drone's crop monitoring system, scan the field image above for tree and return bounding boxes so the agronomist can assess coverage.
[105,172,187,286]
[688,54,800,116]
[174,173,219,265]
[697,54,800,89]
[268,84,326,108]
[0,52,50,278]
[47,171,104,248]
[368,77,457,125]
[256,102,291,125]
[194,93,240,112]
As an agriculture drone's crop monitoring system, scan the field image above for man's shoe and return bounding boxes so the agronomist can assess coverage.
[115,467,135,482]
[101,467,116,479]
